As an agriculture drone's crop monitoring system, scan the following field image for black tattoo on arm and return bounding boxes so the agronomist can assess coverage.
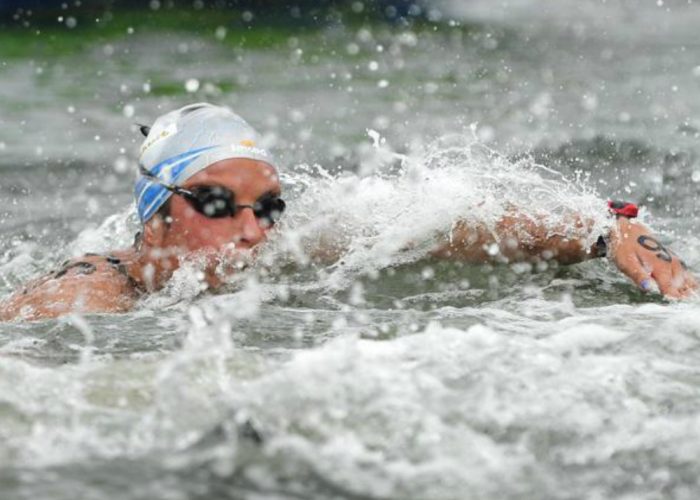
[637,235,673,263]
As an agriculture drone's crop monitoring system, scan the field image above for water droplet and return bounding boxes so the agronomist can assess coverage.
[425,82,439,94]
[582,93,598,111]
[113,156,129,174]
[185,78,200,93]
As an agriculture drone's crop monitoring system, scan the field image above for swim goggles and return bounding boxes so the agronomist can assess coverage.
[139,165,286,224]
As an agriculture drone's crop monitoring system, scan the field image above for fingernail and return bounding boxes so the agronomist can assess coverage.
[640,279,652,292]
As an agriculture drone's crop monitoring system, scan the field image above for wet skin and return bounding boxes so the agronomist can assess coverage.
[0,158,281,320]
[0,159,696,321]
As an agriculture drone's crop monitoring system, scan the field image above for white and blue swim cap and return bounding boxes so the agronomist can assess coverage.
[134,103,275,223]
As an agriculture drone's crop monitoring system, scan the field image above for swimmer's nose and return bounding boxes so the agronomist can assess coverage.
[234,206,265,248]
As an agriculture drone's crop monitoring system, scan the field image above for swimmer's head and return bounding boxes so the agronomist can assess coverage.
[134,103,276,223]
[133,104,283,287]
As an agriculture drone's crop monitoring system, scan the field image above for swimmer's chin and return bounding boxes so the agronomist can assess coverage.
[204,248,257,289]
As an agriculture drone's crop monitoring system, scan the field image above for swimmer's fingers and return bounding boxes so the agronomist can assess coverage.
[636,242,697,298]
[612,245,654,293]
[662,257,698,299]
[610,217,697,299]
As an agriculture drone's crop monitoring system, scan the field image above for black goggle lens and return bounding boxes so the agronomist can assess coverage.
[186,186,285,224]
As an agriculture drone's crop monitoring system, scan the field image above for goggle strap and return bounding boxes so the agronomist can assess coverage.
[138,164,195,199]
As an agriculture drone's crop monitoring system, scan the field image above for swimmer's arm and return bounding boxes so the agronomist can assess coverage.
[0,272,134,322]
[432,210,698,298]
[430,211,597,265]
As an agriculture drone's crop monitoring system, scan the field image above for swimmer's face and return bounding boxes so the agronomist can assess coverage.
[159,158,281,258]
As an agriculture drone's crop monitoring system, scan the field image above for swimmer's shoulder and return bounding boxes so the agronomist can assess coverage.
[0,253,140,322]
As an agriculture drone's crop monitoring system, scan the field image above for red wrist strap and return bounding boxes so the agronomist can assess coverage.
[608,200,638,218]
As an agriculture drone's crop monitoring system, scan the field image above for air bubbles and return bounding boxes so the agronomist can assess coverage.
[377,79,389,89]
[67,105,76,114]
[486,243,500,257]
[113,156,129,174]
[289,109,305,123]
[184,78,200,93]
[357,28,373,43]
[396,32,417,47]
[215,26,227,41]
[581,93,598,111]
[421,267,435,280]
[85,197,100,216]
[242,11,254,22]
[368,61,379,71]
[349,282,365,305]
[692,171,700,183]
[149,0,160,10]
[351,1,364,13]
[424,82,439,94]
[427,8,443,22]
[123,104,135,118]
[372,115,390,130]
[346,43,360,55]
[65,17,77,29]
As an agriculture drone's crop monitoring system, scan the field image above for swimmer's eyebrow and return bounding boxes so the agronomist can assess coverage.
[185,184,282,197]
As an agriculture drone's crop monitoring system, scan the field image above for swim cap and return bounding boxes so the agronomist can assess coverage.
[134,103,275,222]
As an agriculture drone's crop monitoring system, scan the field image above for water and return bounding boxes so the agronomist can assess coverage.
[2,1,700,498]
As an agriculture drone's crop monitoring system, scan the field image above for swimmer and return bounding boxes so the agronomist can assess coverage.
[0,103,696,321]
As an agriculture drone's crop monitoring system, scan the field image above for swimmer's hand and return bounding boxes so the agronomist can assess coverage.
[609,217,697,299]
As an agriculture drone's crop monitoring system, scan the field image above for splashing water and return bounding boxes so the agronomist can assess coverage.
[3,4,700,498]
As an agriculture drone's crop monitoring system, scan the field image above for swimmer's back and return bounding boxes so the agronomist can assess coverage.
[0,254,140,321]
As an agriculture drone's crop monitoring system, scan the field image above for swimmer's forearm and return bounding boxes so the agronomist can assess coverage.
[432,212,601,265]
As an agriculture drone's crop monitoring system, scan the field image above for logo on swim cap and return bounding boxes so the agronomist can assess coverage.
[134,103,276,223]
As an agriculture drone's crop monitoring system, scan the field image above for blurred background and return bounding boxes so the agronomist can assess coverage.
[3,2,700,499]
[2,0,700,246]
